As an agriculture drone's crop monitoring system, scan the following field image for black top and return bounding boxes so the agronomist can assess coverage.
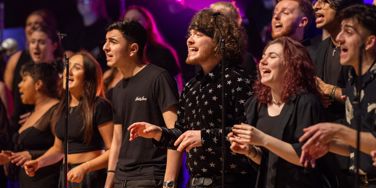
[245,93,336,188]
[14,104,57,157]
[146,43,181,79]
[12,104,60,187]
[158,65,256,179]
[55,97,112,154]
[312,37,350,122]
[11,50,33,126]
[112,64,178,180]
[344,61,376,178]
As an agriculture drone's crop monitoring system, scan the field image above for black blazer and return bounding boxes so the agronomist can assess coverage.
[245,93,338,188]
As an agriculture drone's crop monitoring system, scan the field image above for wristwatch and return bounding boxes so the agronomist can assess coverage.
[163,181,176,188]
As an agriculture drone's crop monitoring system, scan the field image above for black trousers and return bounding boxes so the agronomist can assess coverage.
[113,176,163,188]
[189,174,255,188]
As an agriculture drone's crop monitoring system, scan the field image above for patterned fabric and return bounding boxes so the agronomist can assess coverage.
[163,64,255,177]
[344,61,376,177]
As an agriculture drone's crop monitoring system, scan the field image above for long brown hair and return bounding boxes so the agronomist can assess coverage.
[53,51,105,144]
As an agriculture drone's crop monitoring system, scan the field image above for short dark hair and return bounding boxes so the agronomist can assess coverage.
[339,4,376,36]
[327,0,362,12]
[188,8,243,65]
[106,20,147,59]
[21,63,59,98]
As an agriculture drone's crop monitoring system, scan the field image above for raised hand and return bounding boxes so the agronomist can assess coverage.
[174,130,202,152]
[128,122,162,141]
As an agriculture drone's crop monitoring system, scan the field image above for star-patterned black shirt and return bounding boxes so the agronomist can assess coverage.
[160,65,255,177]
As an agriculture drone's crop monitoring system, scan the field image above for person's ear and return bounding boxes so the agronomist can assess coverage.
[35,80,43,91]
[298,16,309,28]
[129,43,139,57]
[365,35,376,51]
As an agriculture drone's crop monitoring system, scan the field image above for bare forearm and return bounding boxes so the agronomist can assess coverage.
[336,126,376,154]
[82,150,110,173]
[263,135,302,166]
[37,146,64,168]
[329,139,350,157]
[164,150,182,181]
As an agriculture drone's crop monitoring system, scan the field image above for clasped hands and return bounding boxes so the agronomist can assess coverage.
[0,150,31,166]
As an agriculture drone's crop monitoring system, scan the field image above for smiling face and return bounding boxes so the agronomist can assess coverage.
[18,74,37,105]
[313,0,337,29]
[186,29,216,66]
[29,31,56,63]
[336,18,367,68]
[271,0,303,39]
[103,29,131,68]
[259,43,286,89]
[63,54,85,95]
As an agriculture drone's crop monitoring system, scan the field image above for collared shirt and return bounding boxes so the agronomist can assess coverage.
[163,65,255,177]
[344,61,376,177]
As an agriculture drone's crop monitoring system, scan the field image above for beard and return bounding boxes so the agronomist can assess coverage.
[271,20,300,39]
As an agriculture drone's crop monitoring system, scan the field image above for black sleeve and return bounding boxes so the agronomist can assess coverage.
[94,98,113,127]
[112,87,123,125]
[292,94,324,156]
[244,96,260,126]
[153,127,183,149]
[153,71,179,112]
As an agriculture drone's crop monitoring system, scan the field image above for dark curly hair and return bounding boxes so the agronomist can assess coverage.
[188,8,243,65]
[254,37,320,104]
[20,63,60,99]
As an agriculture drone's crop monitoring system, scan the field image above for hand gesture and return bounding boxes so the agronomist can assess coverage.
[228,132,251,156]
[67,164,88,183]
[9,151,32,166]
[174,130,202,152]
[24,160,39,177]
[128,122,162,141]
[231,123,267,146]
[300,144,329,168]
